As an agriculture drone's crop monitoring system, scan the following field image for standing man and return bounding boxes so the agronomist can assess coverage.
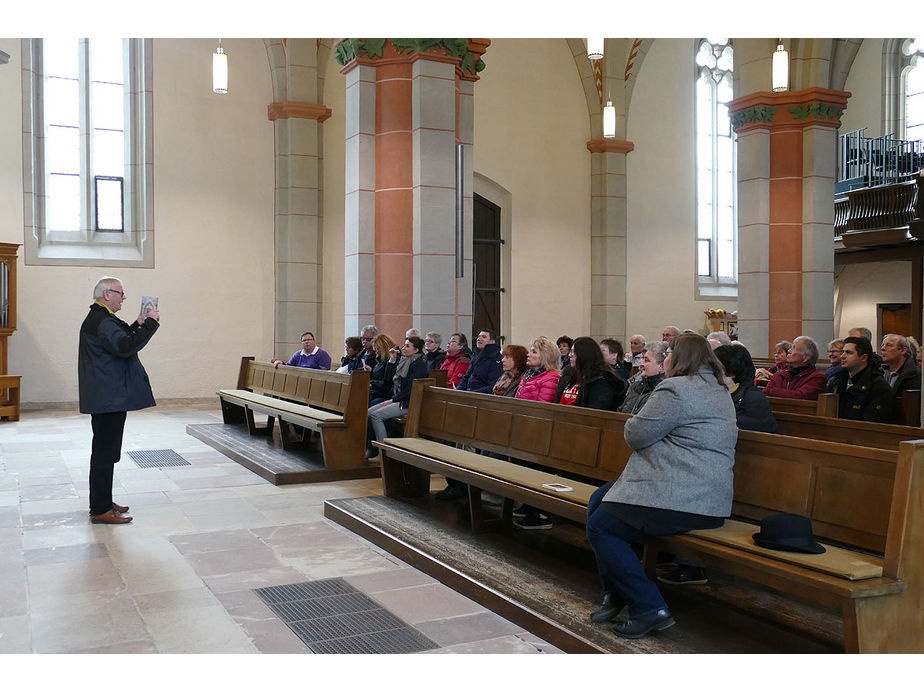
[272,332,332,370]
[79,277,160,525]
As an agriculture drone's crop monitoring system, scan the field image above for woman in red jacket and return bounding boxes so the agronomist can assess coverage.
[513,336,561,529]
[439,333,472,388]
[515,337,561,403]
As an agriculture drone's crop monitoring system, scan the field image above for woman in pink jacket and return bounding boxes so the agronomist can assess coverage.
[515,337,561,403]
[513,336,561,529]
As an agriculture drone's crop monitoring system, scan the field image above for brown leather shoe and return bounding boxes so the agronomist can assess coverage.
[112,502,130,513]
[90,509,133,524]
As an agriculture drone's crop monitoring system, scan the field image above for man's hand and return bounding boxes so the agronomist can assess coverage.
[139,309,160,324]
[271,359,283,368]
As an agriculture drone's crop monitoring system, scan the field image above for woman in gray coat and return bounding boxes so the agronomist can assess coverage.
[586,333,738,638]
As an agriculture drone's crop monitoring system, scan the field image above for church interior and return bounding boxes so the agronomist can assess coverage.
[1,6,923,680]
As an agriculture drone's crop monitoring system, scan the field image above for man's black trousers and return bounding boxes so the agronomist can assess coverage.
[89,411,126,515]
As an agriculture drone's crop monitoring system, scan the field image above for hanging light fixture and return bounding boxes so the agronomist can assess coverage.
[772,40,789,92]
[603,100,616,139]
[587,38,604,61]
[213,39,228,94]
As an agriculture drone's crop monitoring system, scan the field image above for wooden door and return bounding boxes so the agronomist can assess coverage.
[473,194,503,342]
[879,303,913,343]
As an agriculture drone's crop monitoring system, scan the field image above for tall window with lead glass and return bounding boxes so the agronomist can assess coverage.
[904,38,924,142]
[695,38,737,293]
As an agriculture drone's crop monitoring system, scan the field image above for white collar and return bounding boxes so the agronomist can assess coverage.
[301,346,320,357]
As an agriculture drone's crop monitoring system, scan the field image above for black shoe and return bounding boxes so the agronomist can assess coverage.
[434,485,467,501]
[590,593,625,623]
[612,608,675,639]
[512,505,528,518]
[657,566,707,585]
[513,512,553,530]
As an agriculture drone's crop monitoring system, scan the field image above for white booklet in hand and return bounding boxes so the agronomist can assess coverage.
[141,295,158,316]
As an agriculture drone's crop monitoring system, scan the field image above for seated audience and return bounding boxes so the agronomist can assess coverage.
[338,336,365,373]
[880,333,921,396]
[626,334,646,368]
[827,337,894,423]
[706,330,731,347]
[367,336,429,459]
[360,324,379,368]
[586,334,737,638]
[272,331,332,370]
[761,336,827,400]
[661,326,680,344]
[714,344,779,433]
[513,337,562,530]
[755,340,791,380]
[848,327,873,342]
[601,338,632,381]
[423,332,446,370]
[406,327,421,339]
[458,330,504,393]
[556,335,574,371]
[825,339,844,381]
[619,341,669,414]
[368,334,398,406]
[492,344,528,397]
[439,333,472,388]
[555,337,627,411]
[909,337,922,369]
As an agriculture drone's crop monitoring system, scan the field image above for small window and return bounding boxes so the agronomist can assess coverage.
[904,38,924,141]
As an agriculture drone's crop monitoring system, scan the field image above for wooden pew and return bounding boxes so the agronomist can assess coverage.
[767,393,838,417]
[895,389,921,427]
[218,357,371,471]
[775,411,924,451]
[376,380,924,653]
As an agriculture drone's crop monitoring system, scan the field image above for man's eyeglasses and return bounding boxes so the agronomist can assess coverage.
[105,289,125,297]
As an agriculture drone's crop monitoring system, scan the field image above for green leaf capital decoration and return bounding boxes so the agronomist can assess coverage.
[730,106,778,130]
[789,102,843,122]
[334,38,485,75]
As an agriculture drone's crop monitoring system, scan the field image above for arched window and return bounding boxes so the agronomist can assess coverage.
[695,38,736,296]
[903,38,924,141]
[22,38,153,267]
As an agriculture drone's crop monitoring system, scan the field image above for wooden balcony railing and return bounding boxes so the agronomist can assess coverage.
[835,174,924,247]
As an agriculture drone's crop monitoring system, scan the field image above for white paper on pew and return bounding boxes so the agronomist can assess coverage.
[542,483,573,492]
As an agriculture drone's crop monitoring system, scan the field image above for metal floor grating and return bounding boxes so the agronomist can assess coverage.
[254,577,438,654]
[126,449,191,468]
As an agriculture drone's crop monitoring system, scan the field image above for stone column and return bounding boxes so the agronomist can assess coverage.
[731,87,849,357]
[339,40,489,342]
[587,139,633,343]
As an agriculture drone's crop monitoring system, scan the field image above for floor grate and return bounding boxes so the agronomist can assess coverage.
[254,577,438,654]
[126,449,191,468]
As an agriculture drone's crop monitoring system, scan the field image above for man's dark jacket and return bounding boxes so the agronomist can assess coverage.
[826,364,895,423]
[457,342,504,393]
[78,303,158,414]
[730,380,778,433]
[882,356,921,396]
[425,348,446,371]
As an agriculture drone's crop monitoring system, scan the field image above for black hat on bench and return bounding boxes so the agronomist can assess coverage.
[752,513,826,554]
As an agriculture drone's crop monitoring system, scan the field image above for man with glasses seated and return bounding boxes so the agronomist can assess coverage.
[360,324,379,369]
[272,332,332,371]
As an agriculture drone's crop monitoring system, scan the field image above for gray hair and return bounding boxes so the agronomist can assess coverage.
[706,330,731,346]
[630,334,646,347]
[909,337,920,361]
[361,324,378,337]
[883,333,911,355]
[774,340,793,354]
[425,331,441,346]
[793,336,819,365]
[93,276,122,299]
[406,328,420,338]
[848,327,873,342]
[645,340,670,364]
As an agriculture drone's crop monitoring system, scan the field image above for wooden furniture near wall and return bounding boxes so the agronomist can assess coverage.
[0,243,20,422]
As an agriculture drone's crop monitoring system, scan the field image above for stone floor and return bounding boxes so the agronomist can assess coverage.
[0,402,563,656]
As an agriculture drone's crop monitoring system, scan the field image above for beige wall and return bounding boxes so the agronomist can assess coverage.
[834,262,912,346]
[321,51,346,358]
[841,37,882,137]
[0,38,276,406]
[626,38,738,343]
[473,38,592,346]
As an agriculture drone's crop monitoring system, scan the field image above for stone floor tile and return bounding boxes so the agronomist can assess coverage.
[133,586,221,613]
[345,567,441,594]
[185,546,281,577]
[428,634,550,654]
[169,528,265,555]
[140,605,259,653]
[30,587,149,653]
[366,582,486,624]
[117,556,206,596]
[0,615,31,653]
[27,556,125,599]
[414,611,529,647]
[23,542,109,566]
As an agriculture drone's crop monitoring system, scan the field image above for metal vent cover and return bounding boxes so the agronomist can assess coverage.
[254,578,438,654]
[126,449,191,468]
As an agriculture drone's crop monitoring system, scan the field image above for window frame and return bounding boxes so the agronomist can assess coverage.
[21,38,154,267]
[693,38,738,300]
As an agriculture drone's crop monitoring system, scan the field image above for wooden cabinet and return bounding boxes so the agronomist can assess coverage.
[0,243,20,421]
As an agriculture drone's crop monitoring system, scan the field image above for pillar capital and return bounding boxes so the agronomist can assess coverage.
[333,39,490,81]
[267,101,332,123]
[587,139,635,154]
[729,87,852,133]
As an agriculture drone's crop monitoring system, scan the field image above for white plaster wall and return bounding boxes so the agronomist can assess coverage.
[834,262,911,345]
[0,38,275,406]
[841,38,883,137]
[626,38,738,343]
[473,39,591,345]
